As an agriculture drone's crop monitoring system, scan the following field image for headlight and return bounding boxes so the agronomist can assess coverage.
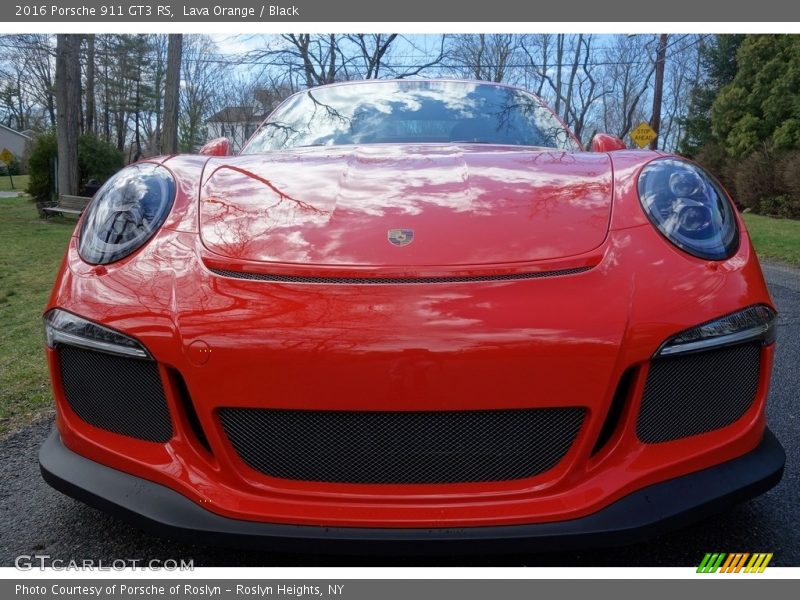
[656,304,776,357]
[78,164,176,265]
[637,159,739,260]
[44,309,149,359]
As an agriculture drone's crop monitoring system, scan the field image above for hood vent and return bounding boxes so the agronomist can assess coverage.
[208,266,592,285]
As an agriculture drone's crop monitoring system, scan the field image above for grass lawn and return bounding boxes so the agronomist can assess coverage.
[0,195,74,436]
[0,173,30,192]
[742,213,800,266]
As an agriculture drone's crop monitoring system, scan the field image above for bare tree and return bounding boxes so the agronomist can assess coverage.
[600,35,657,141]
[97,34,113,142]
[563,35,583,122]
[448,34,517,83]
[161,34,182,154]
[2,32,714,162]
[520,34,552,96]
[0,35,57,129]
[56,34,81,196]
[521,34,570,117]
[84,35,96,134]
[344,34,397,79]
[99,35,140,151]
[650,34,668,149]
[566,36,607,143]
[247,34,444,89]
[179,35,225,152]
[660,35,703,152]
[143,34,167,154]
[518,34,605,144]
[129,36,150,161]
[282,34,340,87]
[0,41,39,130]
[27,35,57,129]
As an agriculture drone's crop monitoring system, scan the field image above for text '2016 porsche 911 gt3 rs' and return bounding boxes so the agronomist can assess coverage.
[39,79,785,553]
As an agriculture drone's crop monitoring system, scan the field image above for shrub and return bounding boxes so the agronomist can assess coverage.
[778,151,800,200]
[26,133,124,203]
[758,195,800,218]
[694,141,737,197]
[26,133,57,203]
[78,134,123,185]
[733,148,781,212]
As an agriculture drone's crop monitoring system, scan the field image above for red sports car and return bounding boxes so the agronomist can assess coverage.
[40,79,784,552]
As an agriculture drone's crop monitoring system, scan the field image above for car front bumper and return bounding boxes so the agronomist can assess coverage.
[40,426,785,554]
[43,224,783,530]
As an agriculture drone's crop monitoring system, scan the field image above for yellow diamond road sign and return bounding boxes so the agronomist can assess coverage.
[630,123,657,148]
[0,148,13,165]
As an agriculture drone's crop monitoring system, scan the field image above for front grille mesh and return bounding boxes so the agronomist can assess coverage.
[637,343,761,443]
[219,407,585,484]
[58,345,173,442]
[209,266,592,285]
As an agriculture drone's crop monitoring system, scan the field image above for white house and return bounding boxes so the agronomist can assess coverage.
[0,123,33,162]
[206,87,293,152]
[206,106,268,152]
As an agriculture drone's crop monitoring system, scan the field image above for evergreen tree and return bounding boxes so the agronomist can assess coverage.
[678,34,743,156]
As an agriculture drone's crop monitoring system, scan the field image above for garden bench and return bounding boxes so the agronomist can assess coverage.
[41,194,90,218]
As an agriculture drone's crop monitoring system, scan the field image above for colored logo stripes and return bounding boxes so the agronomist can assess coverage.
[697,553,773,573]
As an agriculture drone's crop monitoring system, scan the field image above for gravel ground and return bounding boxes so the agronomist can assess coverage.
[1,262,797,567]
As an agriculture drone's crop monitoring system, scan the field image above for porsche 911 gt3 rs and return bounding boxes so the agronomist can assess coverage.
[39,79,785,552]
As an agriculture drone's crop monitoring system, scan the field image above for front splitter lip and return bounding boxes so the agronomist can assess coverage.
[39,427,785,555]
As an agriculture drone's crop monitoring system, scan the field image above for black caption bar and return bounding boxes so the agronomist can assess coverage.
[5,579,796,600]
[2,0,800,22]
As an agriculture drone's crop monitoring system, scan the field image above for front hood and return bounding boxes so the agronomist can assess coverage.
[199,145,613,267]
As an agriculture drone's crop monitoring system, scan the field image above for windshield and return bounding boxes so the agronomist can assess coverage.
[242,80,580,153]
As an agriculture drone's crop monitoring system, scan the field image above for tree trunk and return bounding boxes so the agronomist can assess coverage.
[102,37,111,142]
[133,78,142,161]
[115,111,126,151]
[85,35,96,135]
[162,34,182,155]
[325,34,337,84]
[554,35,564,116]
[650,34,668,150]
[537,36,549,97]
[56,34,81,197]
[563,34,583,125]
[47,92,56,130]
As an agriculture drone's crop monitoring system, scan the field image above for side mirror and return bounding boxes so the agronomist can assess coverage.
[199,137,232,157]
[590,133,626,152]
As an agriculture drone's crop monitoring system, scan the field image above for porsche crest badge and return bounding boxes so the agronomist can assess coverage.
[388,229,414,247]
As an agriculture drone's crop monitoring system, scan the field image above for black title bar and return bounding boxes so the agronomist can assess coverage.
[2,0,800,22]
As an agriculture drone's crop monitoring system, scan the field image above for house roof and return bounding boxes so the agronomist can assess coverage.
[0,123,34,140]
[207,106,267,124]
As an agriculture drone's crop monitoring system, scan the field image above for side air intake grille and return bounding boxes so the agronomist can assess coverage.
[58,345,172,443]
[637,343,761,443]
